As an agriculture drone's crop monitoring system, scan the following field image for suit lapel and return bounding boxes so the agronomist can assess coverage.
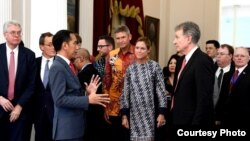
[0,44,8,76]
[233,65,250,90]
[16,46,25,81]
[56,56,80,84]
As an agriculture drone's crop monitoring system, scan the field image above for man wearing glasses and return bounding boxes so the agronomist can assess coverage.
[0,20,37,141]
[33,32,56,141]
[94,35,115,79]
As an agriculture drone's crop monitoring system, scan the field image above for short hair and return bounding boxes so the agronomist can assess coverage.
[78,48,90,61]
[175,21,200,44]
[206,40,220,48]
[75,33,82,44]
[136,36,151,50]
[52,30,74,52]
[39,32,53,45]
[220,44,234,55]
[3,20,22,33]
[98,35,115,49]
[114,25,131,35]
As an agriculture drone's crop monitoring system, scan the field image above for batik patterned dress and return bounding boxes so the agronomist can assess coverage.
[120,60,168,141]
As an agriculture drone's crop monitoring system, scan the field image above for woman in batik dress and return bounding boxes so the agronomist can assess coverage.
[120,37,168,141]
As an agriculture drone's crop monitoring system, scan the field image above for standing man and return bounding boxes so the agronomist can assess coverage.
[74,48,105,141]
[103,25,135,141]
[222,47,250,127]
[171,21,214,126]
[213,44,234,126]
[205,40,220,68]
[34,32,55,141]
[0,20,37,141]
[49,29,110,141]
[94,35,114,79]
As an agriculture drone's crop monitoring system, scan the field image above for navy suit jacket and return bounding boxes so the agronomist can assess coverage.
[0,43,36,118]
[49,56,89,140]
[223,65,250,127]
[172,48,214,126]
[34,57,54,122]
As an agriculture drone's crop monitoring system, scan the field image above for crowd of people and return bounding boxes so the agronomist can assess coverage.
[0,20,250,141]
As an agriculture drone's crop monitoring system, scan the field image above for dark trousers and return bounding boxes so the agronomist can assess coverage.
[103,116,130,141]
[34,110,53,141]
[0,112,28,141]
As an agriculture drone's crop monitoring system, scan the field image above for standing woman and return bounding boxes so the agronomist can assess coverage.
[120,37,168,141]
[163,54,180,95]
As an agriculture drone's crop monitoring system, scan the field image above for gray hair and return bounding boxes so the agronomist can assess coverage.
[175,21,200,44]
[3,20,22,33]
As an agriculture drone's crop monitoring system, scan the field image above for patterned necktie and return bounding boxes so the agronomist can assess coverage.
[69,62,77,75]
[8,51,15,100]
[43,60,50,87]
[217,69,223,88]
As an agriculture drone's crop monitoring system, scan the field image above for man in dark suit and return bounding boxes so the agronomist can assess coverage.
[0,20,37,141]
[213,44,234,126]
[49,30,110,141]
[222,47,250,128]
[34,32,55,141]
[74,48,106,141]
[171,21,214,127]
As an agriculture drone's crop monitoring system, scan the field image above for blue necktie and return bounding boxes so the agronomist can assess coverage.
[43,60,50,87]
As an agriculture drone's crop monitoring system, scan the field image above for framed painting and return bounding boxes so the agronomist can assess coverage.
[145,16,160,62]
[67,0,79,33]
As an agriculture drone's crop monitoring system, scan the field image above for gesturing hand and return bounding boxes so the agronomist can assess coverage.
[88,93,110,107]
[85,75,101,95]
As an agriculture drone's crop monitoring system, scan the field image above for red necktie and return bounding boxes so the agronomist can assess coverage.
[69,62,77,75]
[171,58,186,110]
[8,51,15,100]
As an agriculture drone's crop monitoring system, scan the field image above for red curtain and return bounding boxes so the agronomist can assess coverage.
[93,0,111,56]
[93,0,144,55]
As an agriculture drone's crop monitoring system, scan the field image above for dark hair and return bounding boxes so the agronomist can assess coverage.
[75,33,82,44]
[206,40,220,48]
[52,30,74,52]
[39,32,53,45]
[220,44,234,55]
[99,35,115,49]
[175,21,200,44]
[163,54,180,78]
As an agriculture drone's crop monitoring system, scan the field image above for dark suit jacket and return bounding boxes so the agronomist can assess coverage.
[172,48,214,126]
[0,43,36,119]
[78,64,104,141]
[223,65,250,127]
[34,57,54,122]
[214,63,235,121]
[49,56,89,140]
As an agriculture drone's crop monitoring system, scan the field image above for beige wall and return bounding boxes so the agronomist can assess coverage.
[143,0,220,67]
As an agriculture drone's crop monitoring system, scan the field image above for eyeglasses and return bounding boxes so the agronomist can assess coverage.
[97,45,109,48]
[7,31,22,36]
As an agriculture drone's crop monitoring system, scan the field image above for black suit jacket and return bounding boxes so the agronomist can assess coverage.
[223,65,250,127]
[78,63,105,141]
[214,63,235,121]
[34,57,54,122]
[172,48,214,126]
[0,43,37,118]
